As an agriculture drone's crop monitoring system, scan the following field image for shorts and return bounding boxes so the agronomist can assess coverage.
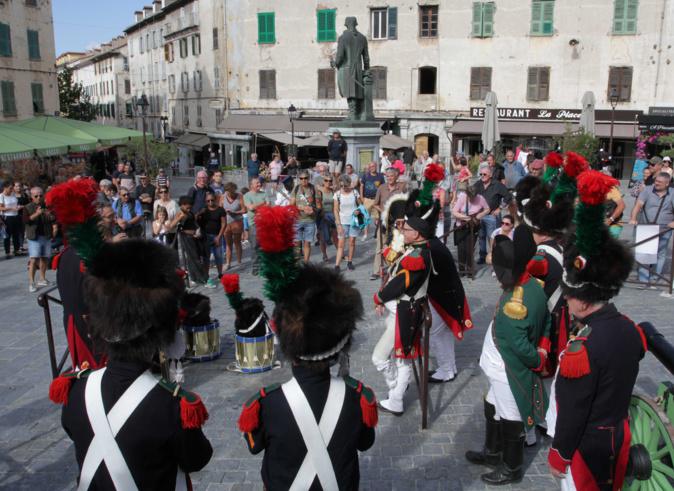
[338,224,361,239]
[295,221,317,242]
[243,215,249,231]
[28,236,51,258]
[328,160,344,174]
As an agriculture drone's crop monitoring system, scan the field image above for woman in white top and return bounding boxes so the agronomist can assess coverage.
[334,174,363,272]
[153,185,179,245]
[152,206,171,244]
[0,180,23,258]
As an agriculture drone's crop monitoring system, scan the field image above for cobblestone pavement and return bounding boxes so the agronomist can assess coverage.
[0,186,672,490]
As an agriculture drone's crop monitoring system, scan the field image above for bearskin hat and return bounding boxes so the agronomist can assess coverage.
[562,170,633,302]
[514,175,541,215]
[180,292,212,326]
[83,239,185,361]
[405,188,441,239]
[492,225,537,290]
[273,264,363,365]
[522,182,575,237]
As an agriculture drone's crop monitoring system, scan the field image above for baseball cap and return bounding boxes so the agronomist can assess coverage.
[649,156,663,165]
[663,156,672,163]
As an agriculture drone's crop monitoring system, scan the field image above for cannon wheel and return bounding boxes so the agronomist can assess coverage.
[625,394,674,490]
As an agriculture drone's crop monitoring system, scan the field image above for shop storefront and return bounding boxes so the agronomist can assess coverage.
[450,107,641,178]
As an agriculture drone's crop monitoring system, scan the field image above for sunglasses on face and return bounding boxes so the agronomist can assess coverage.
[649,163,656,167]
[480,173,489,177]
[159,190,167,194]
[299,177,308,180]
[324,179,332,183]
[206,199,215,203]
[502,222,512,226]
[120,193,129,197]
[32,194,43,198]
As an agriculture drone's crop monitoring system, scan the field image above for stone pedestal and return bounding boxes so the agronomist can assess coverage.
[329,121,383,173]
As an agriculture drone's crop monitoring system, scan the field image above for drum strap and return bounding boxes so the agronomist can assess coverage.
[78,368,157,491]
[283,377,345,491]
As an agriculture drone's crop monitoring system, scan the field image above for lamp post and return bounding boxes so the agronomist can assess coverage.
[288,103,297,158]
[135,94,150,174]
[608,87,620,164]
[160,115,169,143]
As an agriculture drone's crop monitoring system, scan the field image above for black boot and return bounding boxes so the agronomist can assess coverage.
[481,419,524,485]
[465,400,502,467]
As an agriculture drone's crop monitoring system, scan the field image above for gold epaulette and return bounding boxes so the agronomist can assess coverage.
[503,286,527,320]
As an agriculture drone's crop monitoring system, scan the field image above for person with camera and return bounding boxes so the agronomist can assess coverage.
[24,186,56,293]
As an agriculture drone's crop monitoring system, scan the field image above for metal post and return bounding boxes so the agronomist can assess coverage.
[291,119,295,156]
[142,116,149,175]
[609,106,615,164]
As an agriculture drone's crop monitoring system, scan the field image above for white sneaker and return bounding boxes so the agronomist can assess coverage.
[36,279,50,287]
[29,283,37,293]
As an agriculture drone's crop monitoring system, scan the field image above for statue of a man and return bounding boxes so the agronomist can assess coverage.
[334,17,370,121]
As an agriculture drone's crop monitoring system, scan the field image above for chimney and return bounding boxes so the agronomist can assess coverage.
[153,0,161,13]
[134,11,143,23]
[161,0,166,8]
[143,6,153,18]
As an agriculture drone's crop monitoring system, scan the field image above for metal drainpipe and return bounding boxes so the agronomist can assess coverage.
[653,0,668,99]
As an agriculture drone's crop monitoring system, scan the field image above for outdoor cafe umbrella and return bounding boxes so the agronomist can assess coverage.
[15,116,144,146]
[481,91,500,153]
[579,91,596,135]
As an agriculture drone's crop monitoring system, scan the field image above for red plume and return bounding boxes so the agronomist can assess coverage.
[424,163,445,183]
[221,273,240,294]
[564,152,589,178]
[45,178,99,227]
[576,170,618,206]
[544,152,563,168]
[254,205,298,253]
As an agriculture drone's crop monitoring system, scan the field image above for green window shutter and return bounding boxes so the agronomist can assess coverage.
[531,2,542,34]
[472,3,483,37]
[27,29,40,60]
[317,9,336,42]
[31,83,44,114]
[613,0,626,33]
[0,23,11,57]
[482,3,495,37]
[258,12,275,44]
[388,7,398,40]
[1,81,17,116]
[625,0,638,34]
[541,1,554,35]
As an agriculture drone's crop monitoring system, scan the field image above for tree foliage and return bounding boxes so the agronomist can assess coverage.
[121,139,178,176]
[657,134,674,160]
[555,126,601,163]
[58,66,96,121]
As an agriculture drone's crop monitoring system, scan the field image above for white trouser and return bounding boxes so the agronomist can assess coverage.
[372,309,412,412]
[485,376,522,423]
[560,468,577,491]
[429,304,456,380]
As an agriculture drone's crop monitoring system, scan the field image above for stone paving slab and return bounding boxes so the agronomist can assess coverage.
[0,213,672,490]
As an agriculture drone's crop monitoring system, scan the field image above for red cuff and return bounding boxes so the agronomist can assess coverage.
[537,336,551,355]
[373,293,384,306]
[532,350,546,373]
[548,447,570,473]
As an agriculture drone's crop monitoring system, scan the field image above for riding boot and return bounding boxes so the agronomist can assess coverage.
[379,360,411,415]
[481,419,524,485]
[465,400,502,467]
[374,359,398,390]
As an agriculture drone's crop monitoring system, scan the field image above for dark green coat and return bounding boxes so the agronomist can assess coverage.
[493,276,550,428]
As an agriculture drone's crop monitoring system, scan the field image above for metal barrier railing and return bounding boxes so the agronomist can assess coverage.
[36,285,70,379]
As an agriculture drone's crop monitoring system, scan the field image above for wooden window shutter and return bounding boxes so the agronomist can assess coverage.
[388,7,398,39]
[482,3,495,37]
[472,3,483,37]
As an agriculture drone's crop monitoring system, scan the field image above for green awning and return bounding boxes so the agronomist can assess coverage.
[15,116,145,146]
[0,123,98,162]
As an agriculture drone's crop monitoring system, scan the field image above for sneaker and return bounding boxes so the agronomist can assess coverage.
[370,273,380,281]
[361,235,368,242]
[29,284,37,293]
[347,262,355,271]
[205,278,217,289]
[36,279,50,287]
[242,240,250,249]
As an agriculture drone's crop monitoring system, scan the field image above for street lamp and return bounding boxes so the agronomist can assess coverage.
[135,94,150,174]
[160,115,169,143]
[288,103,297,158]
[608,87,620,165]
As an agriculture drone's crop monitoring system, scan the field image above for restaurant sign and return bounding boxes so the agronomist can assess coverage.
[470,107,581,121]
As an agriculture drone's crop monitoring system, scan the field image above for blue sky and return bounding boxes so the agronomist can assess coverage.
[53,0,142,55]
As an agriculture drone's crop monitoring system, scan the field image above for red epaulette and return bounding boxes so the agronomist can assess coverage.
[238,383,281,433]
[49,366,92,405]
[559,325,592,378]
[344,376,378,428]
[401,248,425,271]
[526,253,548,278]
[158,379,209,429]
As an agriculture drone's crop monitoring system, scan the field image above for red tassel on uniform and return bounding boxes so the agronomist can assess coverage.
[526,257,548,278]
[360,394,379,428]
[51,252,62,271]
[238,398,260,433]
[180,395,209,429]
[49,375,73,405]
[560,345,591,378]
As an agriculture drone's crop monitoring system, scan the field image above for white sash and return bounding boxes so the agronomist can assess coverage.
[78,368,158,491]
[537,244,563,312]
[283,377,345,491]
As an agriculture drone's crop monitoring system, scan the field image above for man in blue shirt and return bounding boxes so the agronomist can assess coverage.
[247,153,261,181]
[115,187,144,238]
[359,161,385,240]
[502,150,525,190]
